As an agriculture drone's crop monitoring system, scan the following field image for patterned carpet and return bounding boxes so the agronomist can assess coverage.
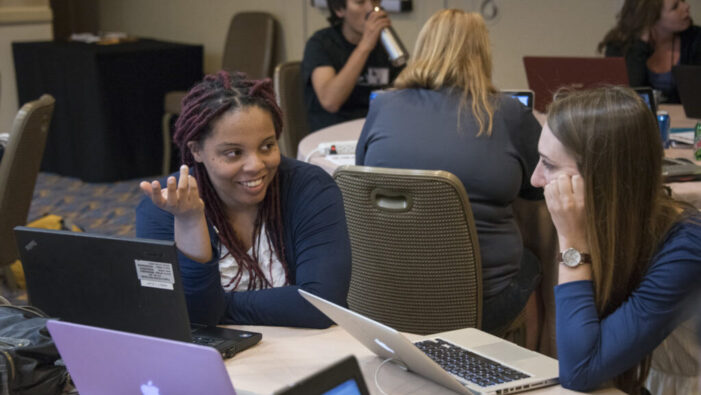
[28,172,147,237]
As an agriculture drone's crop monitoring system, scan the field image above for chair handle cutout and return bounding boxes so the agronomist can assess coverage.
[371,189,413,212]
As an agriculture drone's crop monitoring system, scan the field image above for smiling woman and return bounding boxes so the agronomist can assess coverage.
[135,71,351,328]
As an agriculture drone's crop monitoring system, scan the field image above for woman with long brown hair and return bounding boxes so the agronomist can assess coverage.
[599,0,700,103]
[356,9,543,340]
[136,71,351,328]
[531,86,701,393]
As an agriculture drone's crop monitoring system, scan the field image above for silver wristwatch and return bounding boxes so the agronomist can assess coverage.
[558,247,592,268]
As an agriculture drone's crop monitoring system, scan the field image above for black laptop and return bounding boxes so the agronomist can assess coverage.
[14,226,261,359]
[274,356,370,395]
[673,65,701,119]
[502,89,535,110]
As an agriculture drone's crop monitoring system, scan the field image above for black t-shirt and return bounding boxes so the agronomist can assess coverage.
[301,25,404,132]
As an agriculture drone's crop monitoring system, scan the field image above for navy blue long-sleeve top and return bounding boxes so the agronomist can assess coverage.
[555,214,701,391]
[135,157,352,329]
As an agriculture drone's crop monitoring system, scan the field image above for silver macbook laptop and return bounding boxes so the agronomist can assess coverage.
[47,320,236,395]
[299,290,558,395]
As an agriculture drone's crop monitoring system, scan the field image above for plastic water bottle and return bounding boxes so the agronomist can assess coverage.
[657,110,670,149]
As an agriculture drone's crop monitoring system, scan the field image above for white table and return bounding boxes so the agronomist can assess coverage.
[224,324,624,395]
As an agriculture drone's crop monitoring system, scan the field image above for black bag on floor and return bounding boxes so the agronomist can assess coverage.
[0,297,67,395]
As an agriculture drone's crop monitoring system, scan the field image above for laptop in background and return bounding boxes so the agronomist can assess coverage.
[673,65,701,119]
[523,56,629,112]
[47,320,236,395]
[15,227,261,359]
[502,89,535,110]
[299,290,558,395]
[633,86,657,115]
[275,355,371,395]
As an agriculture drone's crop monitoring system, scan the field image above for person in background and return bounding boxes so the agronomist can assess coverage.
[136,71,351,328]
[531,86,701,394]
[302,0,404,132]
[599,0,701,103]
[356,9,544,346]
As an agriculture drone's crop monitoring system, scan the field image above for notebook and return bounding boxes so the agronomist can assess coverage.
[502,89,535,110]
[15,226,261,359]
[299,290,558,395]
[46,320,236,395]
[673,65,701,119]
[523,56,629,112]
[275,355,371,395]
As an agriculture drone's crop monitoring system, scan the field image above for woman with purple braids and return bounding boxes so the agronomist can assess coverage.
[136,71,351,328]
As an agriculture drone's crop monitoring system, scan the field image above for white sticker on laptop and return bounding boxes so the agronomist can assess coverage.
[134,260,174,290]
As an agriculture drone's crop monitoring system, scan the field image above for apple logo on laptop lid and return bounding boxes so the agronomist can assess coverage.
[141,381,159,395]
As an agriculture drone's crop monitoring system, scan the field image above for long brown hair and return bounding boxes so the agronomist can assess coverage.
[547,86,684,393]
[598,0,663,54]
[393,9,497,136]
[173,71,288,290]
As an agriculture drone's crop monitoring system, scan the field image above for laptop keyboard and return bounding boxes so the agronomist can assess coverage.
[414,338,530,388]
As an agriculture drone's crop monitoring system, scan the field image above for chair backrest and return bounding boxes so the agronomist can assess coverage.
[274,61,309,158]
[222,12,276,79]
[333,165,483,335]
[0,94,55,267]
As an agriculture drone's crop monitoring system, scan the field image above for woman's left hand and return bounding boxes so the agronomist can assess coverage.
[544,174,588,251]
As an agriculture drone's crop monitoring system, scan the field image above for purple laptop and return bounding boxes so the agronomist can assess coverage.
[47,320,237,395]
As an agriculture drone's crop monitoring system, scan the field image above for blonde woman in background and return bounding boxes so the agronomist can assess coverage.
[356,9,543,345]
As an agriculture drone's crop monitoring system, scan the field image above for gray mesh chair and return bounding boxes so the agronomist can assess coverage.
[162,12,277,174]
[333,165,482,335]
[274,61,308,158]
[0,94,55,289]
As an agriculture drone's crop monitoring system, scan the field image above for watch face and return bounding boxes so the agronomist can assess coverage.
[562,248,582,267]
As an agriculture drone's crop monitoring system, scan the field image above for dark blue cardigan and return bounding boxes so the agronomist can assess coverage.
[136,157,352,328]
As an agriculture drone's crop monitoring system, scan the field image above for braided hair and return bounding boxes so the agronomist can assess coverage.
[173,71,288,290]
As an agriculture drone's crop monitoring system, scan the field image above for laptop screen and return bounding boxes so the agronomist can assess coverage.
[633,87,656,114]
[502,90,534,110]
[322,379,363,395]
[275,356,370,395]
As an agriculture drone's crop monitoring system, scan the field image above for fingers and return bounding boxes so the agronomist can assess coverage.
[166,175,177,207]
[556,174,573,197]
[140,180,165,206]
[572,175,585,205]
[188,174,199,194]
[367,9,388,22]
[139,181,152,195]
[141,166,199,215]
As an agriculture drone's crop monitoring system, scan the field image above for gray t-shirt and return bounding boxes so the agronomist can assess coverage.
[356,88,543,297]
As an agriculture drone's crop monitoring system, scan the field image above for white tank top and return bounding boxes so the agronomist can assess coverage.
[218,224,286,291]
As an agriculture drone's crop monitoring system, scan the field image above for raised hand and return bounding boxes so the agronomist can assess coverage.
[140,165,205,221]
[358,8,391,52]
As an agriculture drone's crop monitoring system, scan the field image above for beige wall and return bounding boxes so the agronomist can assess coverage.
[95,0,700,88]
[0,0,52,133]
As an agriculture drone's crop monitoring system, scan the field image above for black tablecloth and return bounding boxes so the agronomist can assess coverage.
[13,39,203,182]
